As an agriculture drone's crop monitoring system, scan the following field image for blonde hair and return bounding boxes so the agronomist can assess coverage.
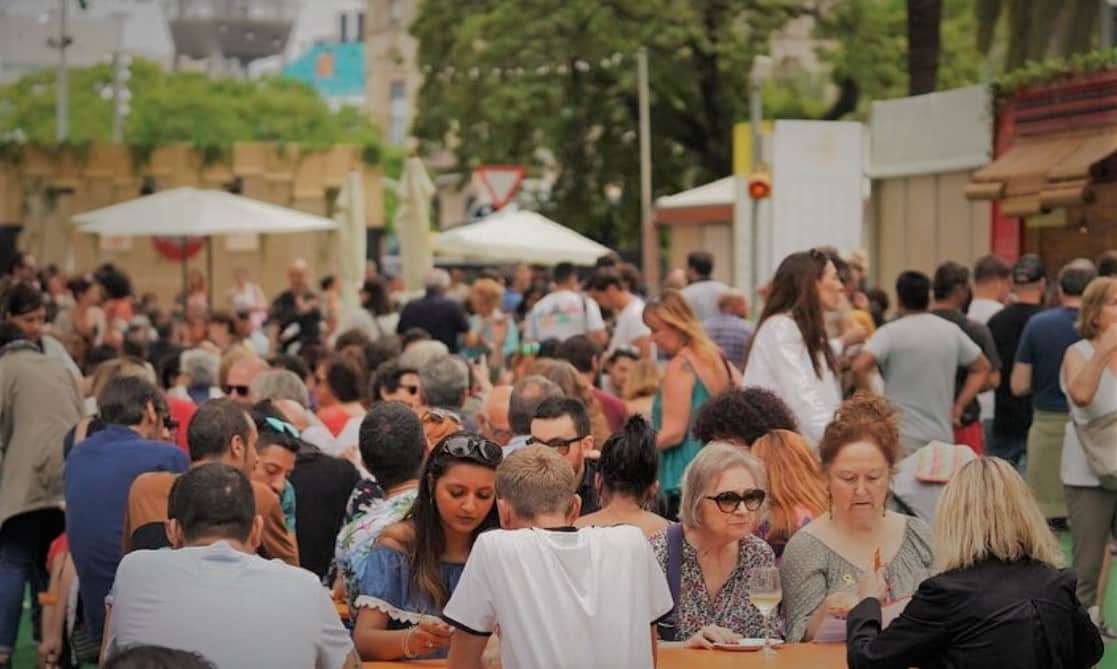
[1076,276,1116,340]
[643,290,721,364]
[470,278,505,313]
[496,445,577,519]
[90,357,156,400]
[679,442,767,529]
[621,358,660,400]
[933,457,1064,572]
[530,359,611,446]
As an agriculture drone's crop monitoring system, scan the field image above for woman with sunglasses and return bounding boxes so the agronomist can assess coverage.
[743,249,852,446]
[649,442,778,648]
[353,432,502,661]
[780,394,933,642]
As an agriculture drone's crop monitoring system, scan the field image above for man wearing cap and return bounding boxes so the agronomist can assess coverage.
[986,255,1047,471]
[1011,258,1097,527]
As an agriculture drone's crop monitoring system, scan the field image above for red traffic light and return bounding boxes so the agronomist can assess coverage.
[747,172,771,199]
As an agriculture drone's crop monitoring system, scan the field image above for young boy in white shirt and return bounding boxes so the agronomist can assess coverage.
[442,445,673,669]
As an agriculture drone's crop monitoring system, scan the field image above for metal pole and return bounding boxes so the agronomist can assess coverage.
[1103,0,1115,49]
[637,47,656,291]
[748,78,763,311]
[55,0,69,142]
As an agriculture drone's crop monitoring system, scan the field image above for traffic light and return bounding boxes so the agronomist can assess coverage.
[747,171,772,199]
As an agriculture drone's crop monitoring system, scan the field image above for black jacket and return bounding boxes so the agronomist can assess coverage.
[847,559,1102,669]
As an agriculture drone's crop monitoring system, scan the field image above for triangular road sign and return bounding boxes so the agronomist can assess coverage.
[475,165,525,210]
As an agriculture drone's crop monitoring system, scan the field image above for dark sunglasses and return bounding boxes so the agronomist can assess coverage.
[162,415,180,432]
[527,434,587,455]
[223,385,250,397]
[705,489,766,514]
[436,433,503,466]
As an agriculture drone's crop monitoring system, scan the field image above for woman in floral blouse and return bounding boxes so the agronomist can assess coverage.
[650,443,779,647]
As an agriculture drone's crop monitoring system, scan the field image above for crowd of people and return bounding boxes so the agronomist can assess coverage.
[0,244,1114,668]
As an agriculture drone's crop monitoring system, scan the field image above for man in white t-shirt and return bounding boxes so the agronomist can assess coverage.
[525,262,607,346]
[587,267,652,358]
[442,446,673,669]
[103,463,359,669]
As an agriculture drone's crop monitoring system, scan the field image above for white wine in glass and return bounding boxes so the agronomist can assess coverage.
[748,567,782,655]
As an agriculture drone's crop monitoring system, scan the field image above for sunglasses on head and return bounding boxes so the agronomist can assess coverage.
[527,434,587,455]
[223,385,250,397]
[436,433,503,466]
[262,416,299,438]
[705,489,766,514]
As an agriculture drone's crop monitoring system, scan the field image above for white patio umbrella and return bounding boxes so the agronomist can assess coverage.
[433,208,612,266]
[72,187,338,236]
[334,171,367,315]
[72,187,338,300]
[393,154,435,292]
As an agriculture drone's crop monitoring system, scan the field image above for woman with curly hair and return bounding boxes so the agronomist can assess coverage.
[693,386,799,447]
[780,394,933,642]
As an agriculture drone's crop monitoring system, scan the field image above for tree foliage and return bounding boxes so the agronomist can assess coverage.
[411,0,809,250]
[0,59,389,166]
[975,0,1100,71]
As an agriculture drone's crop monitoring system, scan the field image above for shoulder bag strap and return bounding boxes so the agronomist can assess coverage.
[657,522,685,641]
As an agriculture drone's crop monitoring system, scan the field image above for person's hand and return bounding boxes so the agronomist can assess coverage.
[408,616,454,656]
[951,402,965,427]
[857,548,890,601]
[823,590,860,618]
[37,637,61,669]
[842,323,868,348]
[685,625,742,649]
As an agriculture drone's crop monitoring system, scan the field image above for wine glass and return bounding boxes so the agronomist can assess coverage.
[748,566,782,656]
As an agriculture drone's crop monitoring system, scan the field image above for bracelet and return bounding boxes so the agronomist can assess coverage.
[402,626,417,659]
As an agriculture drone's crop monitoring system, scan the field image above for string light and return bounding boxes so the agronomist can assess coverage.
[419,52,633,81]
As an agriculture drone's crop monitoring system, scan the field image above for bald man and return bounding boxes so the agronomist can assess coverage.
[478,385,514,447]
[269,258,322,352]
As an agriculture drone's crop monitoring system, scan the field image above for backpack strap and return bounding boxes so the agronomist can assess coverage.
[657,522,685,641]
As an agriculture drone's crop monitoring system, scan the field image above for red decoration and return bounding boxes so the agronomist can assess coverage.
[152,237,205,261]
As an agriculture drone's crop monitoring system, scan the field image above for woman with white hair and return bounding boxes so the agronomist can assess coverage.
[846,458,1102,669]
[168,348,222,405]
[649,442,777,648]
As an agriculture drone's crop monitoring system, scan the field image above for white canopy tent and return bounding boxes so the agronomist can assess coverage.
[72,187,339,300]
[433,209,611,266]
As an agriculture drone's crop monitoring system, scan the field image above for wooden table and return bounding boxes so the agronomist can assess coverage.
[362,642,847,667]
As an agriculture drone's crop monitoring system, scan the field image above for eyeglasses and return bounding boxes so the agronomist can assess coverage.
[436,433,503,466]
[527,434,587,455]
[223,385,250,397]
[263,416,299,438]
[705,489,766,513]
[400,384,419,396]
[162,415,180,433]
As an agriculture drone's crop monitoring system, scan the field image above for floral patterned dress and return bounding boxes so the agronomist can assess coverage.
[649,529,781,640]
[333,485,417,611]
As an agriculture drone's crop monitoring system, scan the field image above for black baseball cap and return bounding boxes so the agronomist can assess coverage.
[1012,254,1045,284]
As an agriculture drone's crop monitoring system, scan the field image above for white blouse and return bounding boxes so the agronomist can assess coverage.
[741,314,841,446]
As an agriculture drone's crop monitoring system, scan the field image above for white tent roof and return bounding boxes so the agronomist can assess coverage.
[72,187,338,236]
[433,209,611,266]
[654,176,733,209]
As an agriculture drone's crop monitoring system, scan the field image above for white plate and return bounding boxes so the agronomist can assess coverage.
[713,639,785,652]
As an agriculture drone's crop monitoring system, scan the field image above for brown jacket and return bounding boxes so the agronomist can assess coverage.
[122,470,299,566]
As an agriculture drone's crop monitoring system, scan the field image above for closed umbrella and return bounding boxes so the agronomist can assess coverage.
[393,154,435,293]
[334,171,367,315]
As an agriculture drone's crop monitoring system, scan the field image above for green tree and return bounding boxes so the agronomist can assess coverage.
[411,0,808,250]
[976,0,1100,70]
[0,60,390,166]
